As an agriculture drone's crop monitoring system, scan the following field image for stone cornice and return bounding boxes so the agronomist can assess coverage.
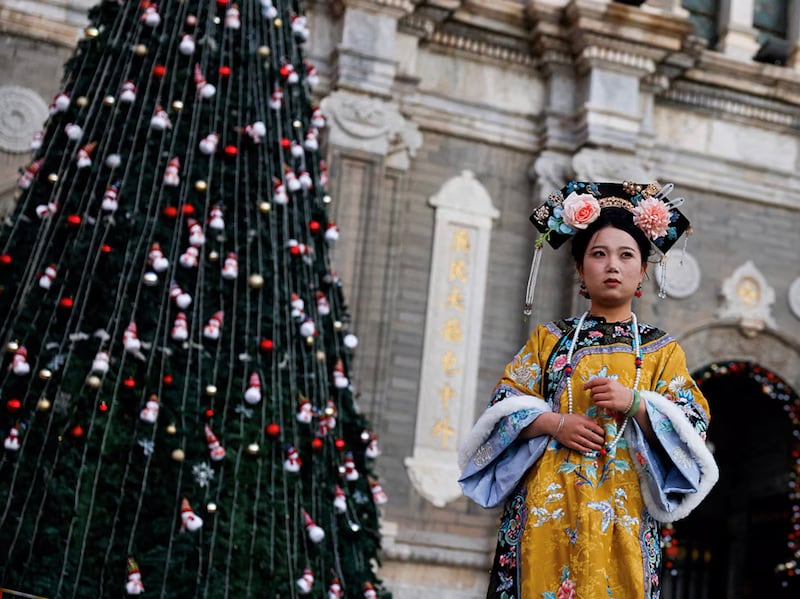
[0,6,80,47]
[428,29,536,68]
[334,0,416,18]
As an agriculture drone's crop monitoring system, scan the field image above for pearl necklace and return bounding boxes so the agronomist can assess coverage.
[563,311,642,457]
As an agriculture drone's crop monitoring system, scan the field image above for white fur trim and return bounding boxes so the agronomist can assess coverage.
[628,391,719,522]
[458,395,551,471]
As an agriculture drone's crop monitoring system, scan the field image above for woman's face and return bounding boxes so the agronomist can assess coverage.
[577,226,646,308]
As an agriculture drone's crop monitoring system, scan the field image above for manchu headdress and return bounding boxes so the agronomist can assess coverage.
[524,180,692,316]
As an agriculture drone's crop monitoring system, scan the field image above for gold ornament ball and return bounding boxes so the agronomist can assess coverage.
[324,405,335,417]
[47,173,59,183]
[293,120,302,129]
[206,384,218,396]
[323,195,332,204]
[247,442,260,455]
[316,350,326,362]
[258,201,271,213]
[172,100,184,111]
[37,398,52,411]
[213,16,221,24]
[305,336,314,346]
[258,46,270,57]
[75,96,90,108]
[134,44,148,56]
[248,274,264,288]
[143,272,159,286]
[85,26,100,38]
[103,95,115,106]
[333,320,343,331]
[208,251,219,262]
[39,369,52,380]
[86,375,102,389]
[6,340,19,352]
[171,448,185,462]
[166,423,177,435]
[207,502,218,513]
[195,180,208,192]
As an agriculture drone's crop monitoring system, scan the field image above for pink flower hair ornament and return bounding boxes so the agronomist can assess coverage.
[523,180,692,316]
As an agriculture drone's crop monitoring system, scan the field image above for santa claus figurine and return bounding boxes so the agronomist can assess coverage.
[296,396,313,424]
[76,142,96,169]
[148,242,169,272]
[4,425,21,452]
[171,312,189,341]
[273,179,288,205]
[291,15,309,41]
[305,62,320,90]
[302,509,325,543]
[333,485,347,514]
[303,128,319,152]
[332,359,349,389]
[119,80,137,103]
[179,33,195,56]
[268,87,283,110]
[150,105,172,130]
[205,424,226,461]
[298,169,313,191]
[139,394,159,424]
[285,167,301,192]
[18,159,42,189]
[296,568,314,595]
[208,205,224,230]
[284,445,302,472]
[365,434,381,459]
[102,181,121,212]
[187,218,206,246]
[125,557,144,595]
[281,61,299,84]
[328,577,344,599]
[64,123,83,141]
[221,252,238,280]
[123,322,141,353]
[194,64,216,99]
[316,291,330,316]
[179,245,199,269]
[224,3,241,28]
[311,107,326,129]
[245,121,266,144]
[49,92,71,114]
[180,497,203,531]
[369,476,388,505]
[39,264,58,289]
[202,311,223,340]
[163,157,180,186]
[11,346,30,376]
[92,350,110,374]
[325,222,340,243]
[169,281,192,309]
[343,452,359,482]
[244,372,261,405]
[362,582,378,599]
[140,3,160,27]
[29,131,43,151]
[198,132,219,155]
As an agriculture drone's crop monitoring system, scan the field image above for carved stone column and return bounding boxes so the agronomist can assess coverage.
[717,0,760,60]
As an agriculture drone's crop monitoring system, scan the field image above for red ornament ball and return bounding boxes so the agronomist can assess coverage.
[66,214,82,227]
[123,377,135,388]
[334,438,346,451]
[259,339,274,352]
[163,374,174,385]
[153,65,167,78]
[215,0,228,6]
[289,245,301,256]
[311,437,324,451]
[223,145,238,157]
[181,204,195,215]
[0,254,11,265]
[6,398,21,412]
[70,424,84,438]
[100,244,112,253]
[279,64,291,78]
[163,206,178,218]
[59,297,74,309]
[98,401,109,413]
[309,220,321,233]
[280,138,291,149]
[218,65,231,78]
[204,408,215,419]
[265,422,280,438]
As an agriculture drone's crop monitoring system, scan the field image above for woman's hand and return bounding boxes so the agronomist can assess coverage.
[556,413,605,453]
[584,377,634,415]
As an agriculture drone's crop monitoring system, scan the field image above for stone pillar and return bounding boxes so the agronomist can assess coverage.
[787,0,800,70]
[404,172,499,508]
[717,0,760,59]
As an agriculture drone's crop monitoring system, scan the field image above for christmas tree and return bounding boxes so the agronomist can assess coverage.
[0,1,388,597]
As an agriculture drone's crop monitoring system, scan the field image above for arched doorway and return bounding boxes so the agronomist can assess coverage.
[662,361,800,599]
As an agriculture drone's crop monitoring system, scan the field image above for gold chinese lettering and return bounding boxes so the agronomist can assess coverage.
[438,383,456,411]
[449,259,467,283]
[441,351,460,376]
[432,417,455,448]
[445,286,465,311]
[441,318,463,343]
[450,229,471,253]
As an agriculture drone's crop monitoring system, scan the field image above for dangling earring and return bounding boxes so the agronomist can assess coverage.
[635,282,642,298]
[579,282,591,299]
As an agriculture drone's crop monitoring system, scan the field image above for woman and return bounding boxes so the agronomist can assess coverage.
[459,182,718,598]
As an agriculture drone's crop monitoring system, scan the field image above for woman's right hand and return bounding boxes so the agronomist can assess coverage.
[556,414,605,454]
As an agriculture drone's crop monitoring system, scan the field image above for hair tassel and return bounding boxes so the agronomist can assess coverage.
[523,244,543,319]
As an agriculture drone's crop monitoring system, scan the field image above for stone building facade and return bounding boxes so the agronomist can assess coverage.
[2,0,800,597]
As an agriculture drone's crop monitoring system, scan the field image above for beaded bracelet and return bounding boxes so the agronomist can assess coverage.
[625,389,642,418]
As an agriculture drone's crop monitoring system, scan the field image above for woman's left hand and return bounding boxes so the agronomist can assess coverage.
[583,377,633,415]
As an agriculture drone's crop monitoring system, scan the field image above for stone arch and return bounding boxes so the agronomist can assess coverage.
[676,320,800,391]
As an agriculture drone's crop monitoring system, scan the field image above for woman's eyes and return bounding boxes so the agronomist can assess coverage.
[589,250,635,258]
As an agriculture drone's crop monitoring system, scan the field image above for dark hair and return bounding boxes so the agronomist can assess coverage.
[570,207,651,267]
